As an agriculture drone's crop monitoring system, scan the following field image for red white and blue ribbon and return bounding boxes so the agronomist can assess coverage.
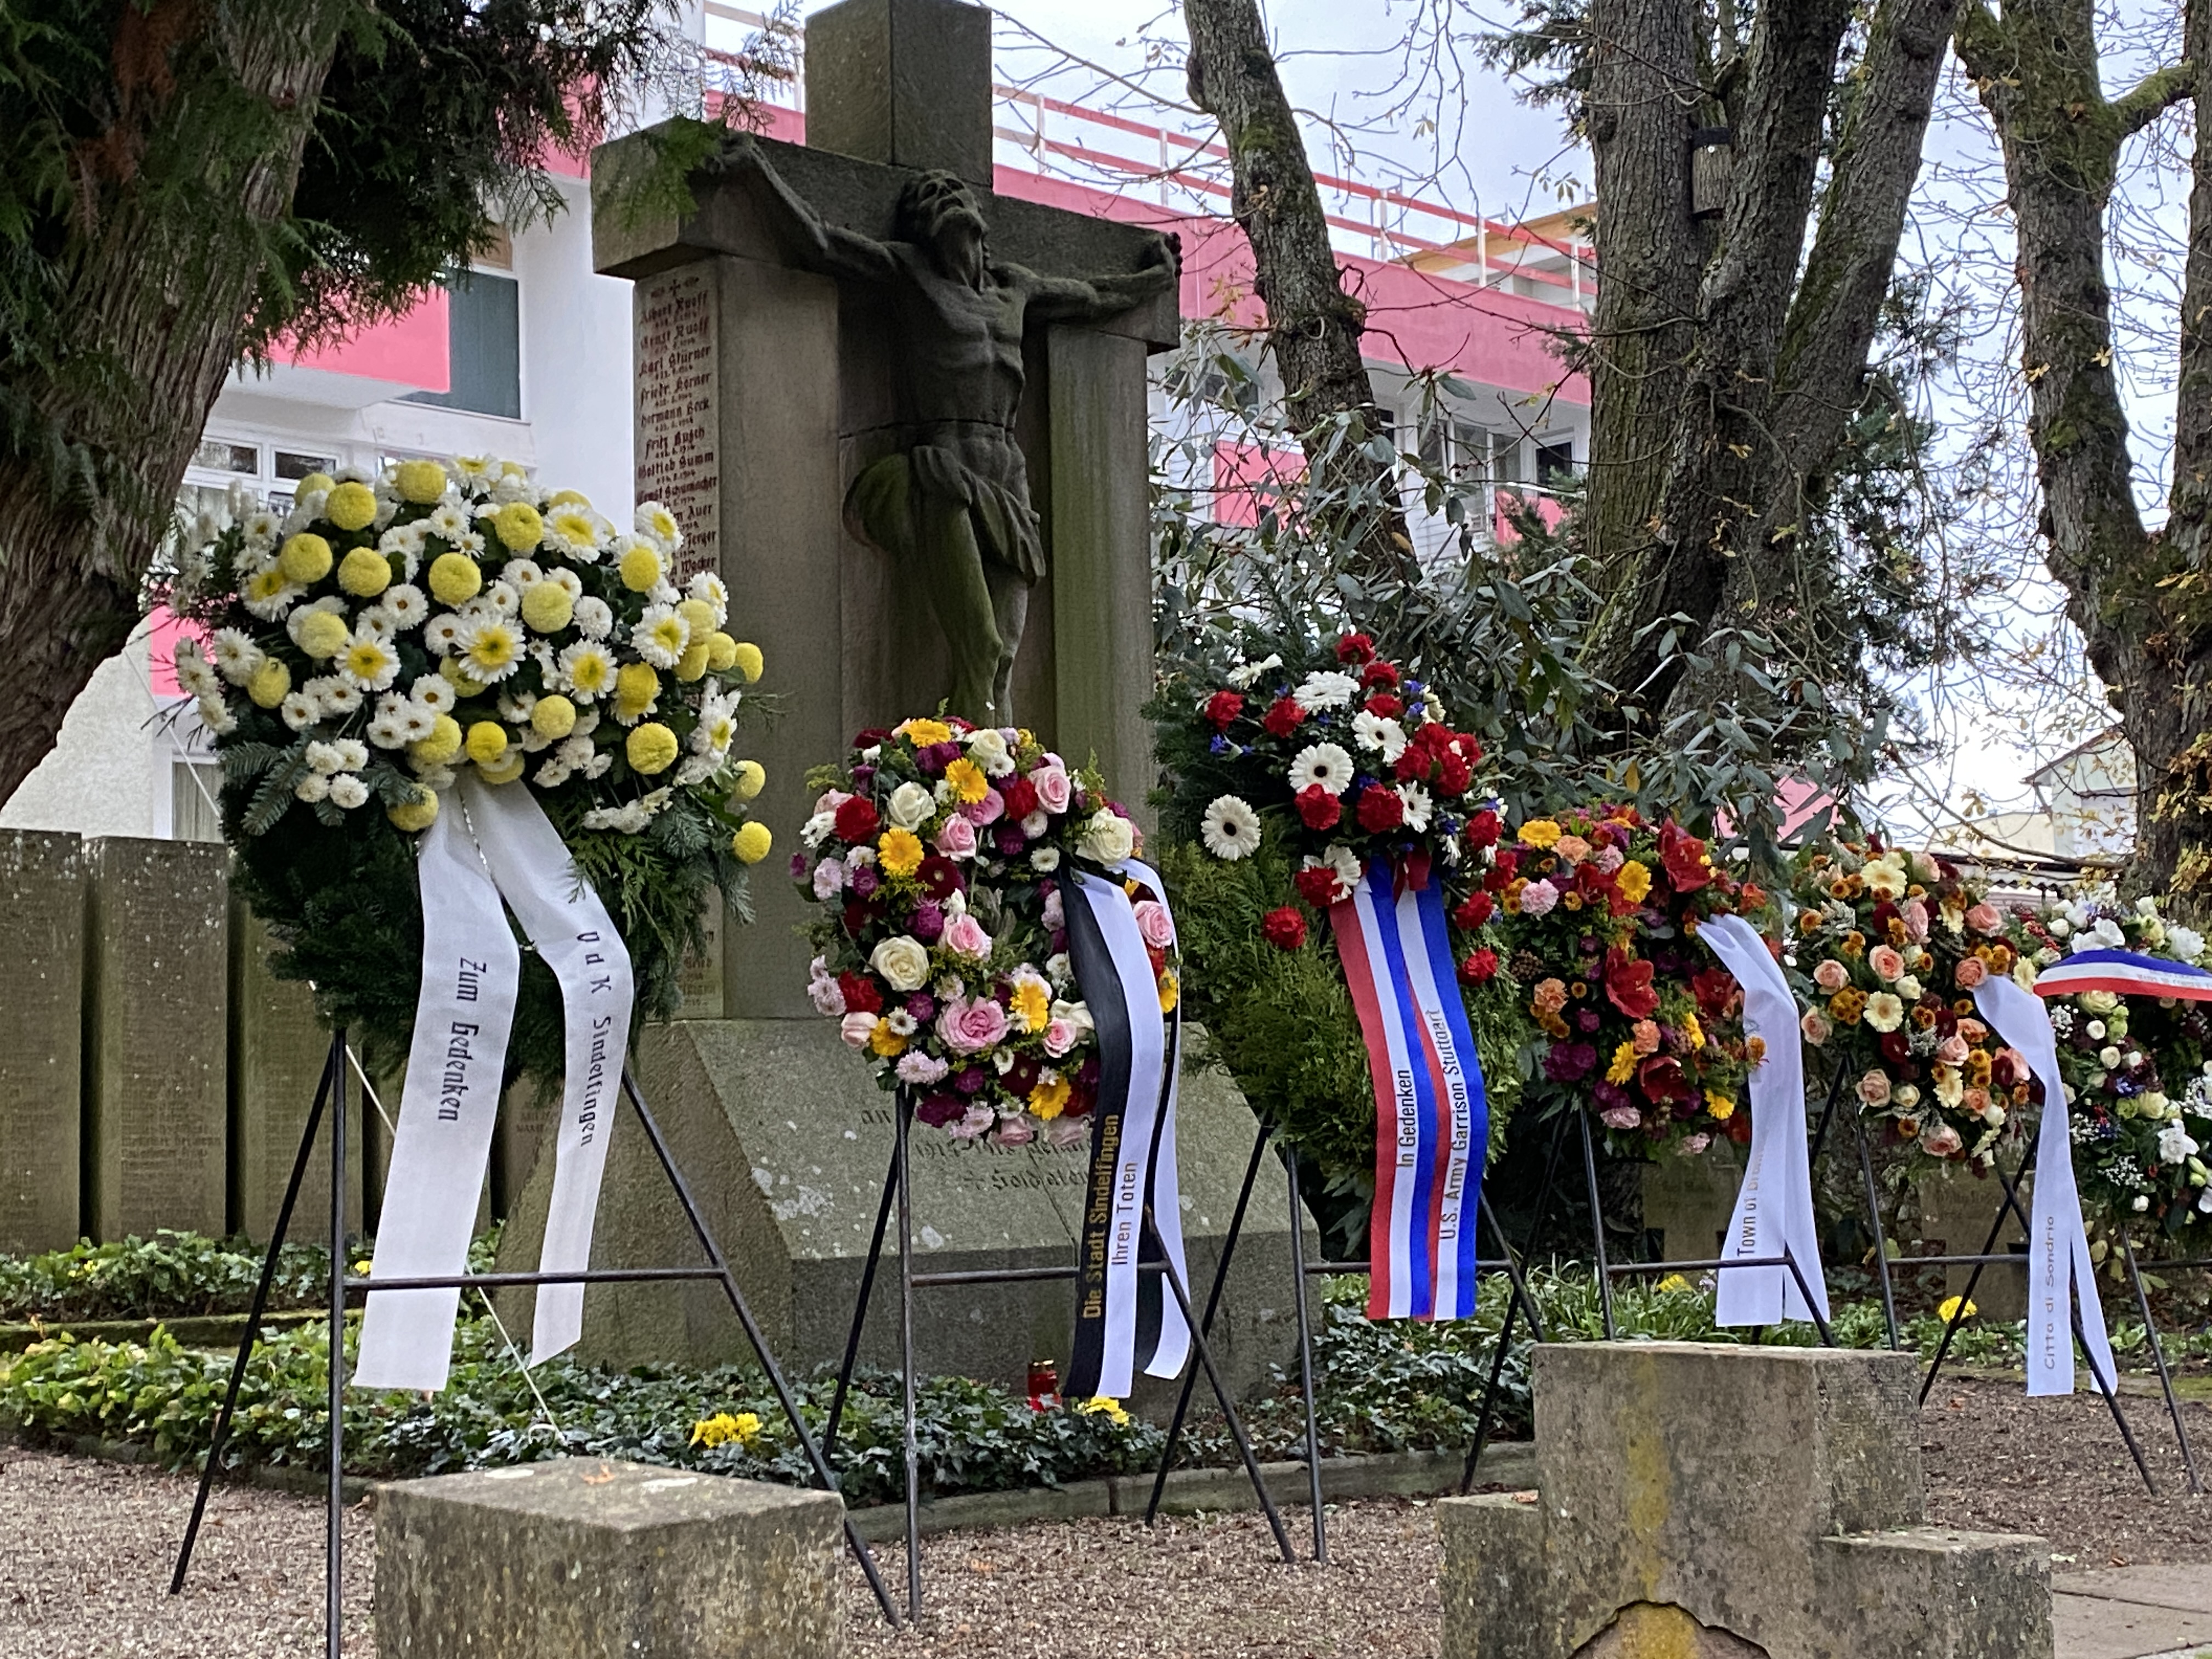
[1329,857,1487,1321]
[2035,948,2212,1001]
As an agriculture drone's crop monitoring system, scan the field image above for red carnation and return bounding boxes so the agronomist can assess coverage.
[1458,947,1499,985]
[1359,659,1400,690]
[1491,848,1520,882]
[1602,946,1660,1019]
[1364,692,1405,720]
[842,899,871,936]
[999,776,1040,821]
[852,727,894,749]
[1295,783,1342,831]
[1658,821,1711,894]
[1294,865,1342,909]
[1465,808,1502,850]
[1336,632,1376,665]
[1262,906,1308,951]
[1453,891,1495,930]
[1204,689,1245,730]
[834,795,881,843]
[838,972,883,1014]
[1261,696,1306,738]
[1355,783,1405,834]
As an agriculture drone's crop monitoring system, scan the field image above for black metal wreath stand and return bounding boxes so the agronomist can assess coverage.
[168,1031,904,1652]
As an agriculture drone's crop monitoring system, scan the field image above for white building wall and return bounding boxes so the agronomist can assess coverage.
[0,629,160,839]
[510,176,637,517]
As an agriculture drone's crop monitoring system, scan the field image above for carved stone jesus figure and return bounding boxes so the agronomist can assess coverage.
[735,146,1178,724]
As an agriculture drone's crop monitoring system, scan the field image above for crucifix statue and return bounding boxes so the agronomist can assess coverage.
[727,146,1177,725]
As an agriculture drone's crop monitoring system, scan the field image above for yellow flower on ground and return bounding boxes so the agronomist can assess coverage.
[1606,1042,1637,1086]
[1158,970,1180,1014]
[279,533,333,584]
[531,695,577,740]
[324,481,378,532]
[1938,1296,1977,1323]
[1029,1075,1073,1119]
[1705,1092,1735,1121]
[627,721,679,775]
[896,717,952,746]
[618,543,663,591]
[730,760,766,800]
[1616,861,1652,905]
[297,610,349,659]
[705,632,739,673]
[689,1410,763,1450]
[1010,977,1051,1033]
[878,827,925,878]
[1656,1273,1693,1294]
[427,552,482,605]
[387,787,439,832]
[1518,818,1562,849]
[614,662,661,721]
[493,501,543,552]
[520,581,573,634]
[247,658,291,708]
[729,641,764,684]
[411,715,463,766]
[730,822,773,863]
[394,458,448,504]
[869,1021,907,1058]
[1079,1396,1130,1427]
[944,757,989,804]
[465,722,509,765]
[337,547,391,597]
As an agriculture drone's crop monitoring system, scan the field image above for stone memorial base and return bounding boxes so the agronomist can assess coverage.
[1640,1140,1741,1262]
[494,1019,1311,1403]
[1440,1342,2052,1658]
[375,1457,840,1658]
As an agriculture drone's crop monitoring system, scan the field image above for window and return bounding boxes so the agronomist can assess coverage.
[194,439,257,475]
[275,449,337,481]
[405,269,522,420]
[1536,439,1577,486]
[171,760,224,844]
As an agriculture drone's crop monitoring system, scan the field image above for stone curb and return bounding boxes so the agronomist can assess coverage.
[0,1310,325,1355]
[2,1421,376,1504]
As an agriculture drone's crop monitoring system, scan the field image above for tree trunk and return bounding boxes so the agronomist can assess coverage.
[0,10,337,801]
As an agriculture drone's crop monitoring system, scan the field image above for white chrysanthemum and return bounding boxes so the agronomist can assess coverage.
[693,706,738,755]
[635,501,684,554]
[172,640,221,700]
[307,675,360,716]
[456,615,524,683]
[500,558,544,590]
[452,455,494,484]
[480,579,520,617]
[544,566,584,601]
[210,628,263,685]
[241,576,304,622]
[572,596,614,639]
[380,584,428,628]
[410,674,455,714]
[279,692,318,731]
[1396,781,1433,833]
[196,695,236,736]
[543,505,606,559]
[426,503,472,541]
[328,774,369,810]
[295,772,332,803]
[675,753,719,786]
[285,489,328,533]
[307,741,346,776]
[1351,710,1408,763]
[1288,741,1355,797]
[1200,794,1263,861]
[337,631,401,693]
[353,607,398,640]
[534,757,574,787]
[555,640,616,701]
[331,738,367,771]
[631,603,690,669]
[648,578,681,607]
[368,713,409,750]
[1295,669,1360,709]
[241,509,282,550]
[496,689,538,724]
[685,571,730,627]
[490,463,534,504]
[399,703,437,742]
[421,613,466,657]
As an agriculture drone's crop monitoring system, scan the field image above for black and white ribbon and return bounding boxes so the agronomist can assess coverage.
[353,774,635,1391]
[1064,857,1190,1399]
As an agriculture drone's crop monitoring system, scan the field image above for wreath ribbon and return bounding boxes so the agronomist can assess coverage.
[1330,857,1485,1322]
[1064,858,1190,1399]
[353,774,635,1392]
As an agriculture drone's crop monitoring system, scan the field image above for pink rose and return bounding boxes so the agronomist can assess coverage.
[934,815,979,860]
[994,1116,1036,1147]
[1813,959,1849,992]
[1042,1018,1079,1058]
[814,788,851,815]
[812,859,847,899]
[1954,956,1987,990]
[1041,889,1064,930]
[1936,1034,1970,1066]
[839,1012,879,1049]
[1869,945,1905,982]
[1963,1086,1991,1116]
[1599,1105,1642,1130]
[936,996,1009,1055]
[1857,1069,1891,1106]
[1133,899,1176,951]
[1957,1018,1988,1045]
[943,914,993,962]
[962,788,1006,825]
[1031,765,1074,815]
[1966,902,2004,936]
[1920,1122,1964,1158]
[1902,899,1930,943]
[1800,1010,1831,1046]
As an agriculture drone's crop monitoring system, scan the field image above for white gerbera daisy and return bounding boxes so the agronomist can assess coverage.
[240,572,304,622]
[635,501,684,554]
[1351,710,1408,764]
[279,692,319,731]
[421,613,466,657]
[557,640,617,700]
[631,604,690,669]
[572,596,613,639]
[196,695,236,736]
[295,772,331,803]
[210,629,263,684]
[1295,670,1360,709]
[338,632,400,693]
[543,506,605,558]
[1200,794,1263,861]
[410,673,455,714]
[1396,781,1433,833]
[1288,741,1354,797]
[456,616,524,683]
[172,640,221,700]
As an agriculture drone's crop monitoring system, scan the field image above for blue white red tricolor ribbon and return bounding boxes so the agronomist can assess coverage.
[1329,857,1487,1322]
[2033,947,2212,1002]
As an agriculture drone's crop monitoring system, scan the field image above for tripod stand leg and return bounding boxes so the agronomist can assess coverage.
[1855,1117,1901,1350]
[1285,1147,1325,1562]
[619,1073,901,1627]
[1578,1113,1616,1339]
[2123,1230,2200,1494]
[326,1028,348,1659]
[1144,1118,1271,1527]
[895,1091,922,1622]
[1920,1142,2040,1405]
[823,1135,901,1466]
[171,1035,338,1594]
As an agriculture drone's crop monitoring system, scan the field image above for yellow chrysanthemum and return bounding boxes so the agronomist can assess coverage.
[1517,817,1562,849]
[279,533,333,584]
[1705,1092,1736,1121]
[411,715,463,766]
[618,543,663,592]
[338,547,391,597]
[1079,1396,1130,1426]
[705,631,739,673]
[465,721,509,765]
[944,757,989,804]
[478,750,527,786]
[531,695,577,740]
[626,721,679,775]
[676,598,717,639]
[689,1411,761,1449]
[730,821,772,864]
[1029,1076,1073,1120]
[547,488,592,510]
[897,718,952,746]
[493,501,543,552]
[1606,1042,1637,1085]
[878,827,925,878]
[394,458,448,504]
[297,610,349,659]
[324,481,378,532]
[520,582,573,634]
[294,471,336,498]
[730,760,766,801]
[1615,861,1652,905]
[614,662,660,721]
[1011,977,1051,1032]
[674,642,710,682]
[246,658,291,708]
[1158,970,1180,1014]
[387,786,439,832]
[729,641,764,684]
[868,1021,908,1058]
[427,552,482,605]
[461,622,522,679]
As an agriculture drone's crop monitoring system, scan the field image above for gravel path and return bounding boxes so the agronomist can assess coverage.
[8,1375,2212,1656]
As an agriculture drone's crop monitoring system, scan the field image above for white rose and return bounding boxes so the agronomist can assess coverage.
[887,781,936,831]
[967,728,1015,777]
[870,935,932,992]
[1078,809,1135,866]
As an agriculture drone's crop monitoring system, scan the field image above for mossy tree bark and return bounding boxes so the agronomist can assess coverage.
[1955,0,2207,898]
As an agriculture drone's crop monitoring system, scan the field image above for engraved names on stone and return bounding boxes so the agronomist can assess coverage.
[633,266,720,576]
